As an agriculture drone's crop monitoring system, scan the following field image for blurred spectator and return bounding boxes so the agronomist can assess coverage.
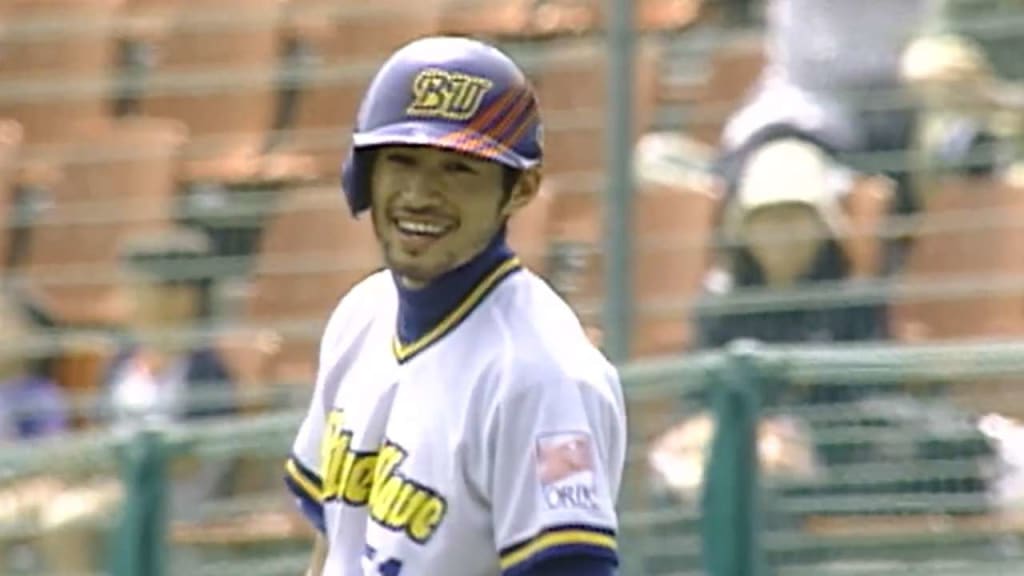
[660,140,995,529]
[902,4,1022,179]
[716,0,933,274]
[918,0,1024,84]
[695,139,890,350]
[101,227,237,430]
[97,227,249,555]
[0,291,69,443]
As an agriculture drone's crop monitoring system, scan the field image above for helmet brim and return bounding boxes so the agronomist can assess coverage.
[351,121,540,171]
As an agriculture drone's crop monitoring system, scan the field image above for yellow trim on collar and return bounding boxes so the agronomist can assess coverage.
[392,256,521,363]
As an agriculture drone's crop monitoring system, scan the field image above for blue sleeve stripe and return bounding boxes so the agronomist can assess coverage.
[283,456,326,534]
[291,491,326,534]
[499,525,618,575]
[284,456,323,502]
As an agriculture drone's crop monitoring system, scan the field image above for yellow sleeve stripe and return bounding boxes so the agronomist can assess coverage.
[393,256,521,363]
[499,527,617,571]
[285,457,324,502]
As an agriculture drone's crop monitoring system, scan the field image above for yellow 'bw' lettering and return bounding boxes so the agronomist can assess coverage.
[406,68,494,121]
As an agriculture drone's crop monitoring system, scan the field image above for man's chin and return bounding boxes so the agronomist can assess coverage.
[387,257,446,288]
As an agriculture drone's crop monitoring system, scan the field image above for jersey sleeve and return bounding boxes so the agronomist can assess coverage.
[283,295,352,533]
[487,368,626,576]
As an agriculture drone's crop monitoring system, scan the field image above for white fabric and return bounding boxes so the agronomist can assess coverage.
[288,267,626,576]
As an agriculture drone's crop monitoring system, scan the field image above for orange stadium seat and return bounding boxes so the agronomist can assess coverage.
[127,0,313,187]
[593,0,706,33]
[535,37,660,180]
[439,0,597,39]
[534,38,662,353]
[632,182,717,356]
[437,0,703,39]
[632,0,704,32]
[0,0,125,149]
[0,119,24,270]
[245,186,381,384]
[507,182,555,276]
[277,0,442,179]
[438,0,543,38]
[670,33,766,146]
[891,175,1024,342]
[21,116,188,326]
[888,174,1024,420]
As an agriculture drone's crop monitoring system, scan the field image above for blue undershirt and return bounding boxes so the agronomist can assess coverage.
[392,227,515,347]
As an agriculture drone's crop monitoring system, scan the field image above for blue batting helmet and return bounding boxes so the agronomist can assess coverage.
[340,36,544,216]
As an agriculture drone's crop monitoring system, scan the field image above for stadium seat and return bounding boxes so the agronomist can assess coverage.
[544,176,719,359]
[20,116,188,327]
[668,33,766,146]
[535,38,662,353]
[127,0,314,187]
[507,182,555,276]
[0,0,125,148]
[632,181,718,357]
[439,0,597,39]
[534,37,661,179]
[595,0,705,33]
[891,174,1024,342]
[437,0,703,39]
[0,119,24,270]
[245,186,381,385]
[277,0,442,179]
[633,0,704,32]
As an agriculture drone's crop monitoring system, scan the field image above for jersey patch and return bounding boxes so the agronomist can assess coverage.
[321,408,449,544]
[536,432,599,511]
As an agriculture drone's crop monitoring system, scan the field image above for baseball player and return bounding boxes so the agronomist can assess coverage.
[283,37,628,576]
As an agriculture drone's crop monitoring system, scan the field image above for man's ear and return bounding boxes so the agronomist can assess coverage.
[501,168,541,217]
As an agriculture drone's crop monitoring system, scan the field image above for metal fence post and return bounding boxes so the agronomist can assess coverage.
[701,342,766,576]
[604,0,635,364]
[109,428,169,576]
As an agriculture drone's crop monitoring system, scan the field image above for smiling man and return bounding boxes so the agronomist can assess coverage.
[283,37,627,576]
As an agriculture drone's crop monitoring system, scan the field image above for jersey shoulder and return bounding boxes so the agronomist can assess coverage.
[318,269,395,366]
[488,270,621,403]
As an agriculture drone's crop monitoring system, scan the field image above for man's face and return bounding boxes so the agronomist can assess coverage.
[369,145,537,287]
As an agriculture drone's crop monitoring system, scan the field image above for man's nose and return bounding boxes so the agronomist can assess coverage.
[400,170,441,206]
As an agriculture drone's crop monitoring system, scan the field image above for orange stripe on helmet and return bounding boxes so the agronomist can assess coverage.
[436,87,520,147]
[455,90,532,156]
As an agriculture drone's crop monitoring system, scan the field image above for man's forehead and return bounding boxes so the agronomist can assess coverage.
[377,144,494,166]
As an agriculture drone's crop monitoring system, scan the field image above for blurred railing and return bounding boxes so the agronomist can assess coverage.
[4,340,1024,575]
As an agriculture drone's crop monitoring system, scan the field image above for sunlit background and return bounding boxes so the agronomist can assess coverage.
[1,0,1024,574]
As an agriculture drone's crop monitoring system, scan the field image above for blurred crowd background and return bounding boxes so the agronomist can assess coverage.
[1,0,1024,574]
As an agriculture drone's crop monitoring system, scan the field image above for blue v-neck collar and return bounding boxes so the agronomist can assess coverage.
[391,230,521,363]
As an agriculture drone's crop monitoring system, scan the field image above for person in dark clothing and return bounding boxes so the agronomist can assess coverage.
[695,138,890,353]
[101,227,237,428]
[0,291,69,443]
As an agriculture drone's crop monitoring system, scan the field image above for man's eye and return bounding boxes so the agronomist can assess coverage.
[384,153,416,166]
[446,161,477,174]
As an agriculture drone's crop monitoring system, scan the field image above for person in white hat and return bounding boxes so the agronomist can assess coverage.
[696,138,890,347]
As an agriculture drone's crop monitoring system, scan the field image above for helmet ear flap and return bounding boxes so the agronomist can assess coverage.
[341,149,377,216]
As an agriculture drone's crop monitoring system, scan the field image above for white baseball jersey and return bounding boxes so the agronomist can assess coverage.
[285,255,627,576]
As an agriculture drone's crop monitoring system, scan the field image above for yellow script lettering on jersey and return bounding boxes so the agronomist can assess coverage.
[320,409,449,544]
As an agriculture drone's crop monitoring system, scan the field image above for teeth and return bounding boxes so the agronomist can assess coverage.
[396,220,446,236]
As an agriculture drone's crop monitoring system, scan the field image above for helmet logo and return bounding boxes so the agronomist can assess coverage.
[407,68,494,121]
